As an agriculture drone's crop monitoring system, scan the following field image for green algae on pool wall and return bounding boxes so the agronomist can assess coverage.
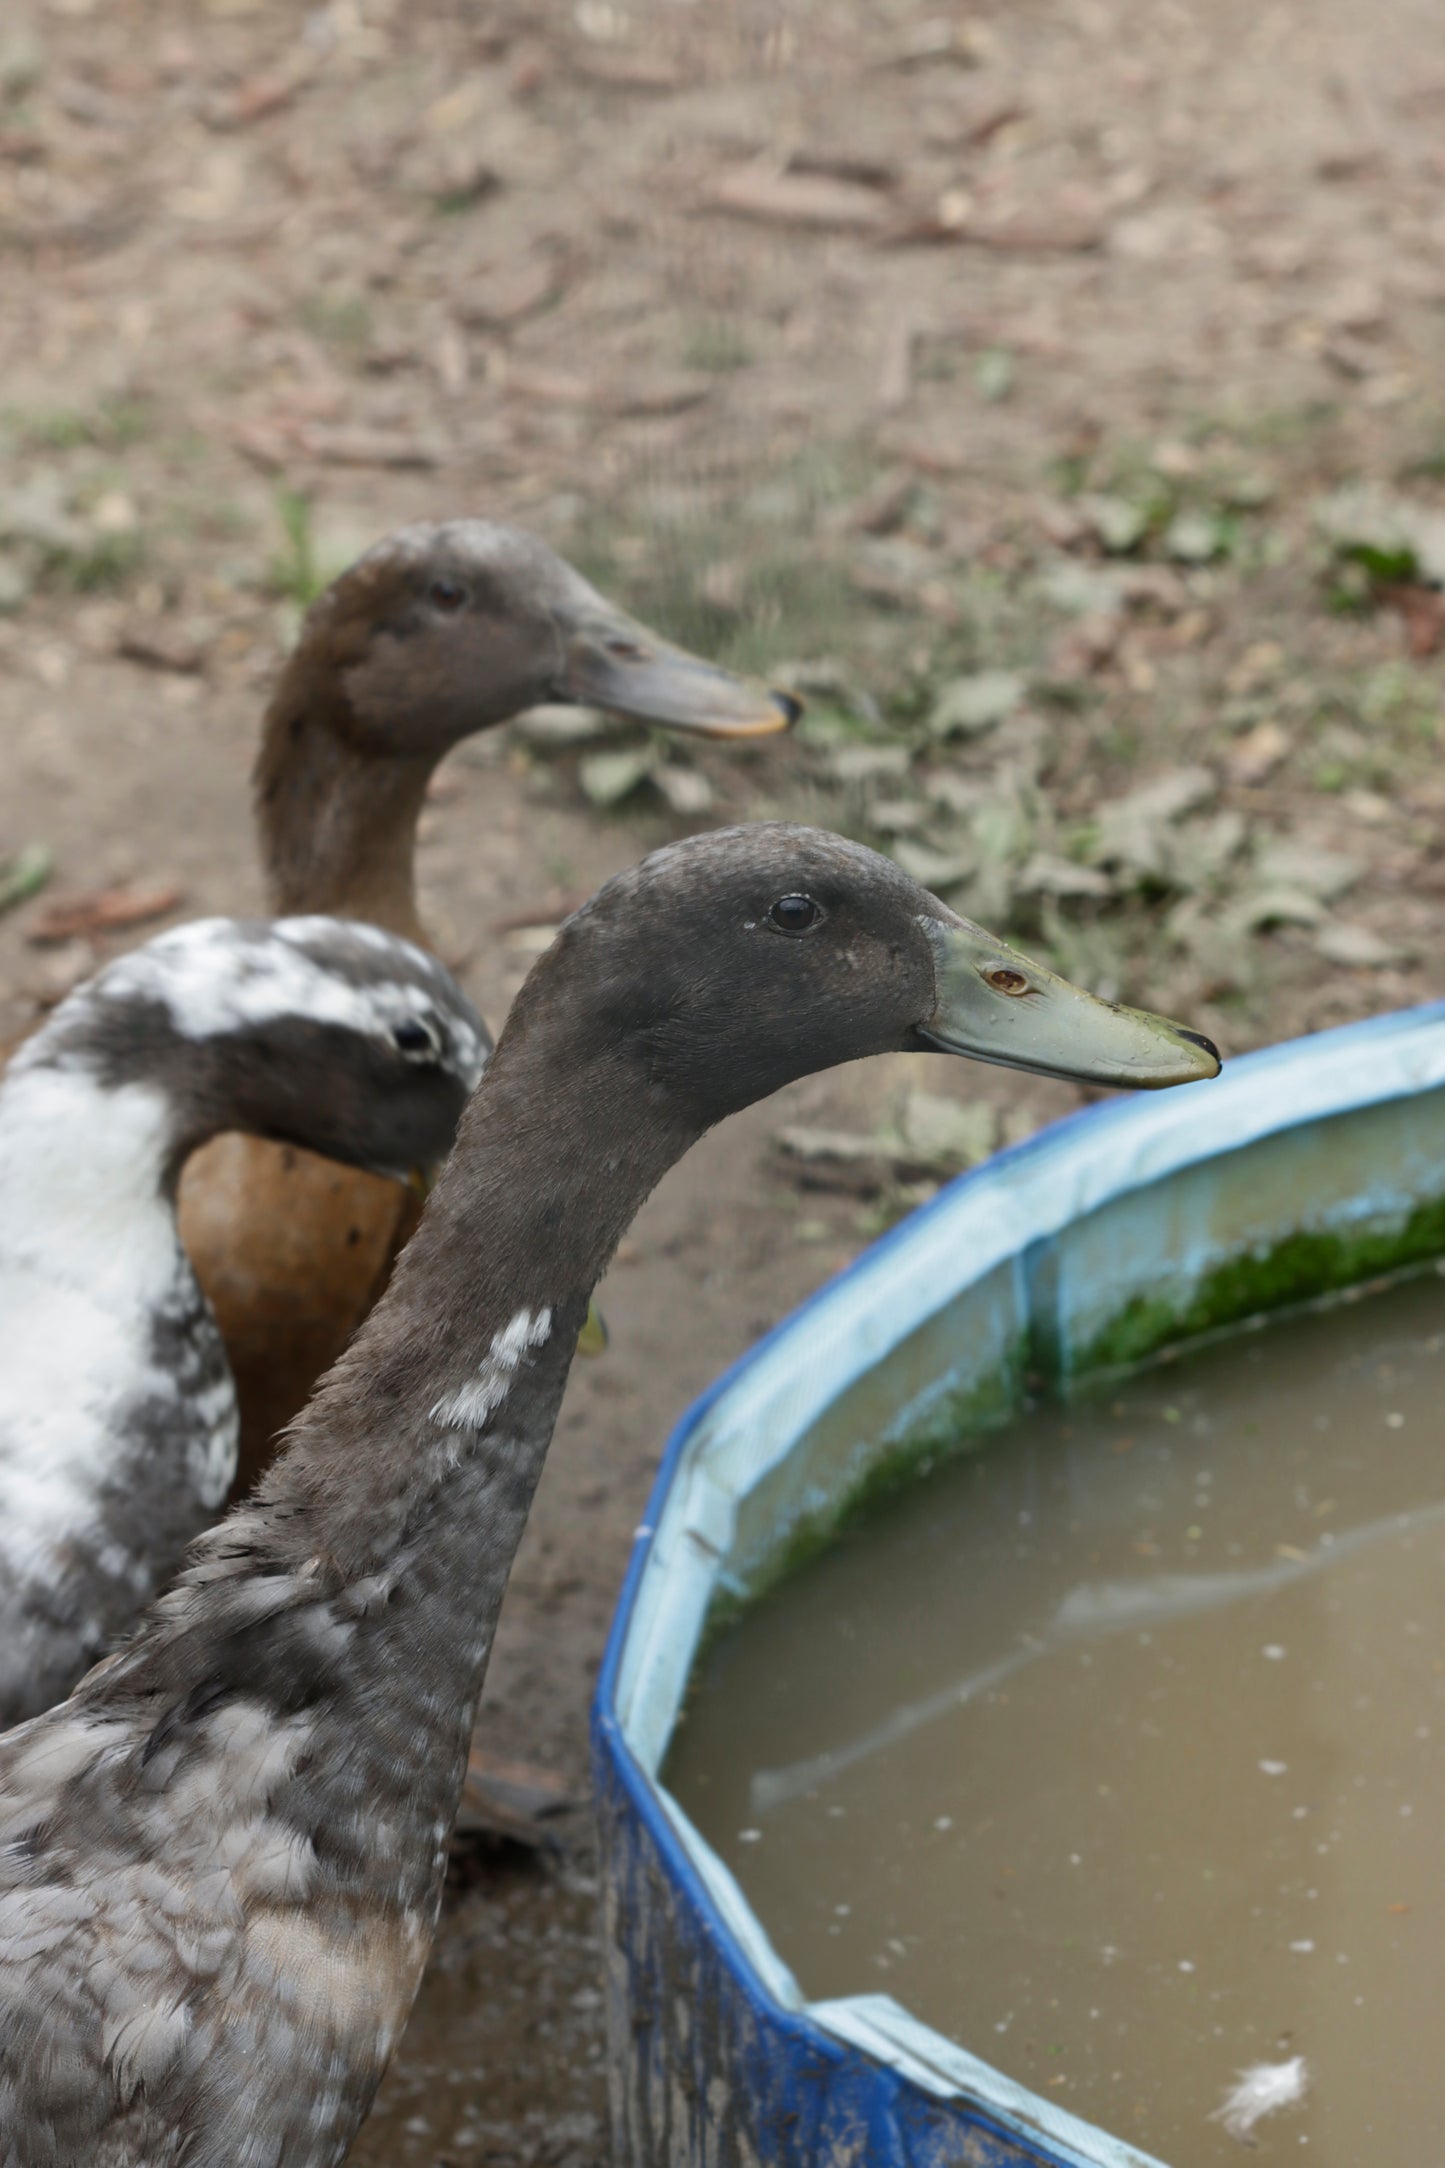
[705,1087,1445,1642]
[704,1330,1031,1647]
[1070,1195,1445,1378]
[1043,1087,1445,1386]
[714,1257,1031,1638]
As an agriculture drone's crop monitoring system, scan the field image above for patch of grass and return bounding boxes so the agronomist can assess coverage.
[266,489,325,606]
[1045,448,1092,499]
[157,491,255,545]
[42,530,143,592]
[1204,397,1343,452]
[1040,432,1274,569]
[681,317,754,374]
[1395,418,1445,483]
[975,347,1014,404]
[298,287,373,360]
[1361,660,1440,740]
[4,393,154,453]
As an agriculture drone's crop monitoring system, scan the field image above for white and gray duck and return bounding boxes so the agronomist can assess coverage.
[0,916,485,1729]
[0,826,1218,2167]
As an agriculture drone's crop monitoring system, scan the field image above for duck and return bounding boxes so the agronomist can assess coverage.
[0,914,486,1729]
[176,520,799,1485]
[0,825,1219,2167]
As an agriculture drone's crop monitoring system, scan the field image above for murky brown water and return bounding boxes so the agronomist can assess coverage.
[666,1269,1445,2166]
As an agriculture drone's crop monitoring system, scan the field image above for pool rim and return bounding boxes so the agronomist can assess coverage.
[593,995,1445,2168]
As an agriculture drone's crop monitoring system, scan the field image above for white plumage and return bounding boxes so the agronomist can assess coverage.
[0,915,485,1726]
[1210,2055,1310,2142]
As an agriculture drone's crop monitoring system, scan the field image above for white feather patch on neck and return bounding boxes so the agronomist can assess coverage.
[429,1307,553,1431]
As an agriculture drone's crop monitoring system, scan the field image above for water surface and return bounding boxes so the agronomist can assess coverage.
[666,1270,1445,2164]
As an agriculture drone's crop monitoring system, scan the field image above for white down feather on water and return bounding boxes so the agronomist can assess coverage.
[1209,2055,1309,2142]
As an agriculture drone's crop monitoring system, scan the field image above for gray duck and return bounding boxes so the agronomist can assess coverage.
[177,520,798,1483]
[0,826,1218,2167]
[0,915,485,1729]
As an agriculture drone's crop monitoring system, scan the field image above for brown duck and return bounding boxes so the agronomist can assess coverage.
[177,521,797,1481]
[0,824,1219,2167]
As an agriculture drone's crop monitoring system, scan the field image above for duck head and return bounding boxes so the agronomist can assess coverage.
[273,520,797,757]
[257,522,798,930]
[50,916,489,1190]
[511,825,1219,1134]
[370,523,790,745]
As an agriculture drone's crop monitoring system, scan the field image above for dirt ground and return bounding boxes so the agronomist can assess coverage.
[2,0,1444,2160]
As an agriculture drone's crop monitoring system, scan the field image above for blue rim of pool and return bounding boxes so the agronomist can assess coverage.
[593,998,1445,2168]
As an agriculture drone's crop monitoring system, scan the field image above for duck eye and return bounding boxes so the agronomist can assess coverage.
[393,1018,440,1059]
[428,577,468,614]
[984,966,1031,996]
[768,894,822,935]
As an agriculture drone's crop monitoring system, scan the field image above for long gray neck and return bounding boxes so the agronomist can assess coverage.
[269,1016,691,1576]
[254,686,433,938]
[91,1019,697,1922]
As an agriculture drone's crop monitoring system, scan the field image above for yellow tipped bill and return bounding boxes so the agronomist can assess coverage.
[917,917,1220,1090]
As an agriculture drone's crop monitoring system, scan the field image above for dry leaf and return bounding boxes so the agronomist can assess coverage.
[652,765,715,817]
[707,163,890,231]
[490,894,588,935]
[970,206,1106,254]
[296,426,443,470]
[579,747,657,807]
[28,881,184,946]
[201,58,318,131]
[1314,921,1401,968]
[597,375,711,418]
[1230,886,1326,933]
[1394,586,1445,658]
[510,703,613,749]
[228,420,292,473]
[926,670,1025,739]
[452,1747,572,1848]
[1015,853,1114,901]
[569,47,682,90]
[789,147,898,190]
[1253,843,1361,902]
[1090,767,1217,880]
[898,1090,997,1168]
[1226,720,1291,786]
[117,622,206,675]
[457,252,567,329]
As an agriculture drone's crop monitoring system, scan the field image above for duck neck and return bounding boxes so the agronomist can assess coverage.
[254,675,433,939]
[271,1026,691,1579]
[169,1023,702,1919]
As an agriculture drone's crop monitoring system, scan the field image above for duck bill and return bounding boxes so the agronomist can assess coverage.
[915,918,1221,1091]
[557,611,799,739]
